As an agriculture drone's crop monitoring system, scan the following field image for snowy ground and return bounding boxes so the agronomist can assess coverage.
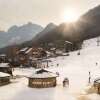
[0,46,100,100]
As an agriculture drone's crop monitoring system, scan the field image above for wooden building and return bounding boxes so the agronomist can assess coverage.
[0,72,10,86]
[93,78,100,94]
[0,63,12,75]
[31,58,51,69]
[16,47,47,67]
[28,69,58,88]
[16,47,32,66]
[32,48,47,58]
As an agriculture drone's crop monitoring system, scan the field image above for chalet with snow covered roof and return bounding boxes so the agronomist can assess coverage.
[16,47,47,67]
[28,69,58,88]
[0,63,12,75]
[16,47,33,66]
[0,72,10,86]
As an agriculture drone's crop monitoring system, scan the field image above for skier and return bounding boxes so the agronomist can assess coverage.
[56,72,59,76]
[88,71,91,84]
[57,63,59,67]
[96,62,98,66]
[63,78,69,87]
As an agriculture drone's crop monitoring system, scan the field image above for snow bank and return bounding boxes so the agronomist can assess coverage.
[0,72,10,77]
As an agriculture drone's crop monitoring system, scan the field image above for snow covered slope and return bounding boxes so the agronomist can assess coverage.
[0,43,100,100]
[83,36,100,48]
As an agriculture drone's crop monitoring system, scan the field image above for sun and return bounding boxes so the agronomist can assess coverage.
[61,8,79,23]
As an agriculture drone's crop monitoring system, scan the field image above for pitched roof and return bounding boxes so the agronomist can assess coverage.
[20,47,28,52]
[0,63,10,68]
[36,69,50,74]
[25,48,33,54]
[29,69,58,78]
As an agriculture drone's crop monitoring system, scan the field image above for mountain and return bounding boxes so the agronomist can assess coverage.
[31,5,100,46]
[31,22,82,47]
[33,23,57,43]
[0,22,43,48]
[76,5,100,40]
[1,5,100,55]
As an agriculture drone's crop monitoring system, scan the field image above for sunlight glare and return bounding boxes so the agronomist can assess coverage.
[61,8,79,23]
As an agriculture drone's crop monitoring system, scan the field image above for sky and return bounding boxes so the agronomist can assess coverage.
[0,0,100,31]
